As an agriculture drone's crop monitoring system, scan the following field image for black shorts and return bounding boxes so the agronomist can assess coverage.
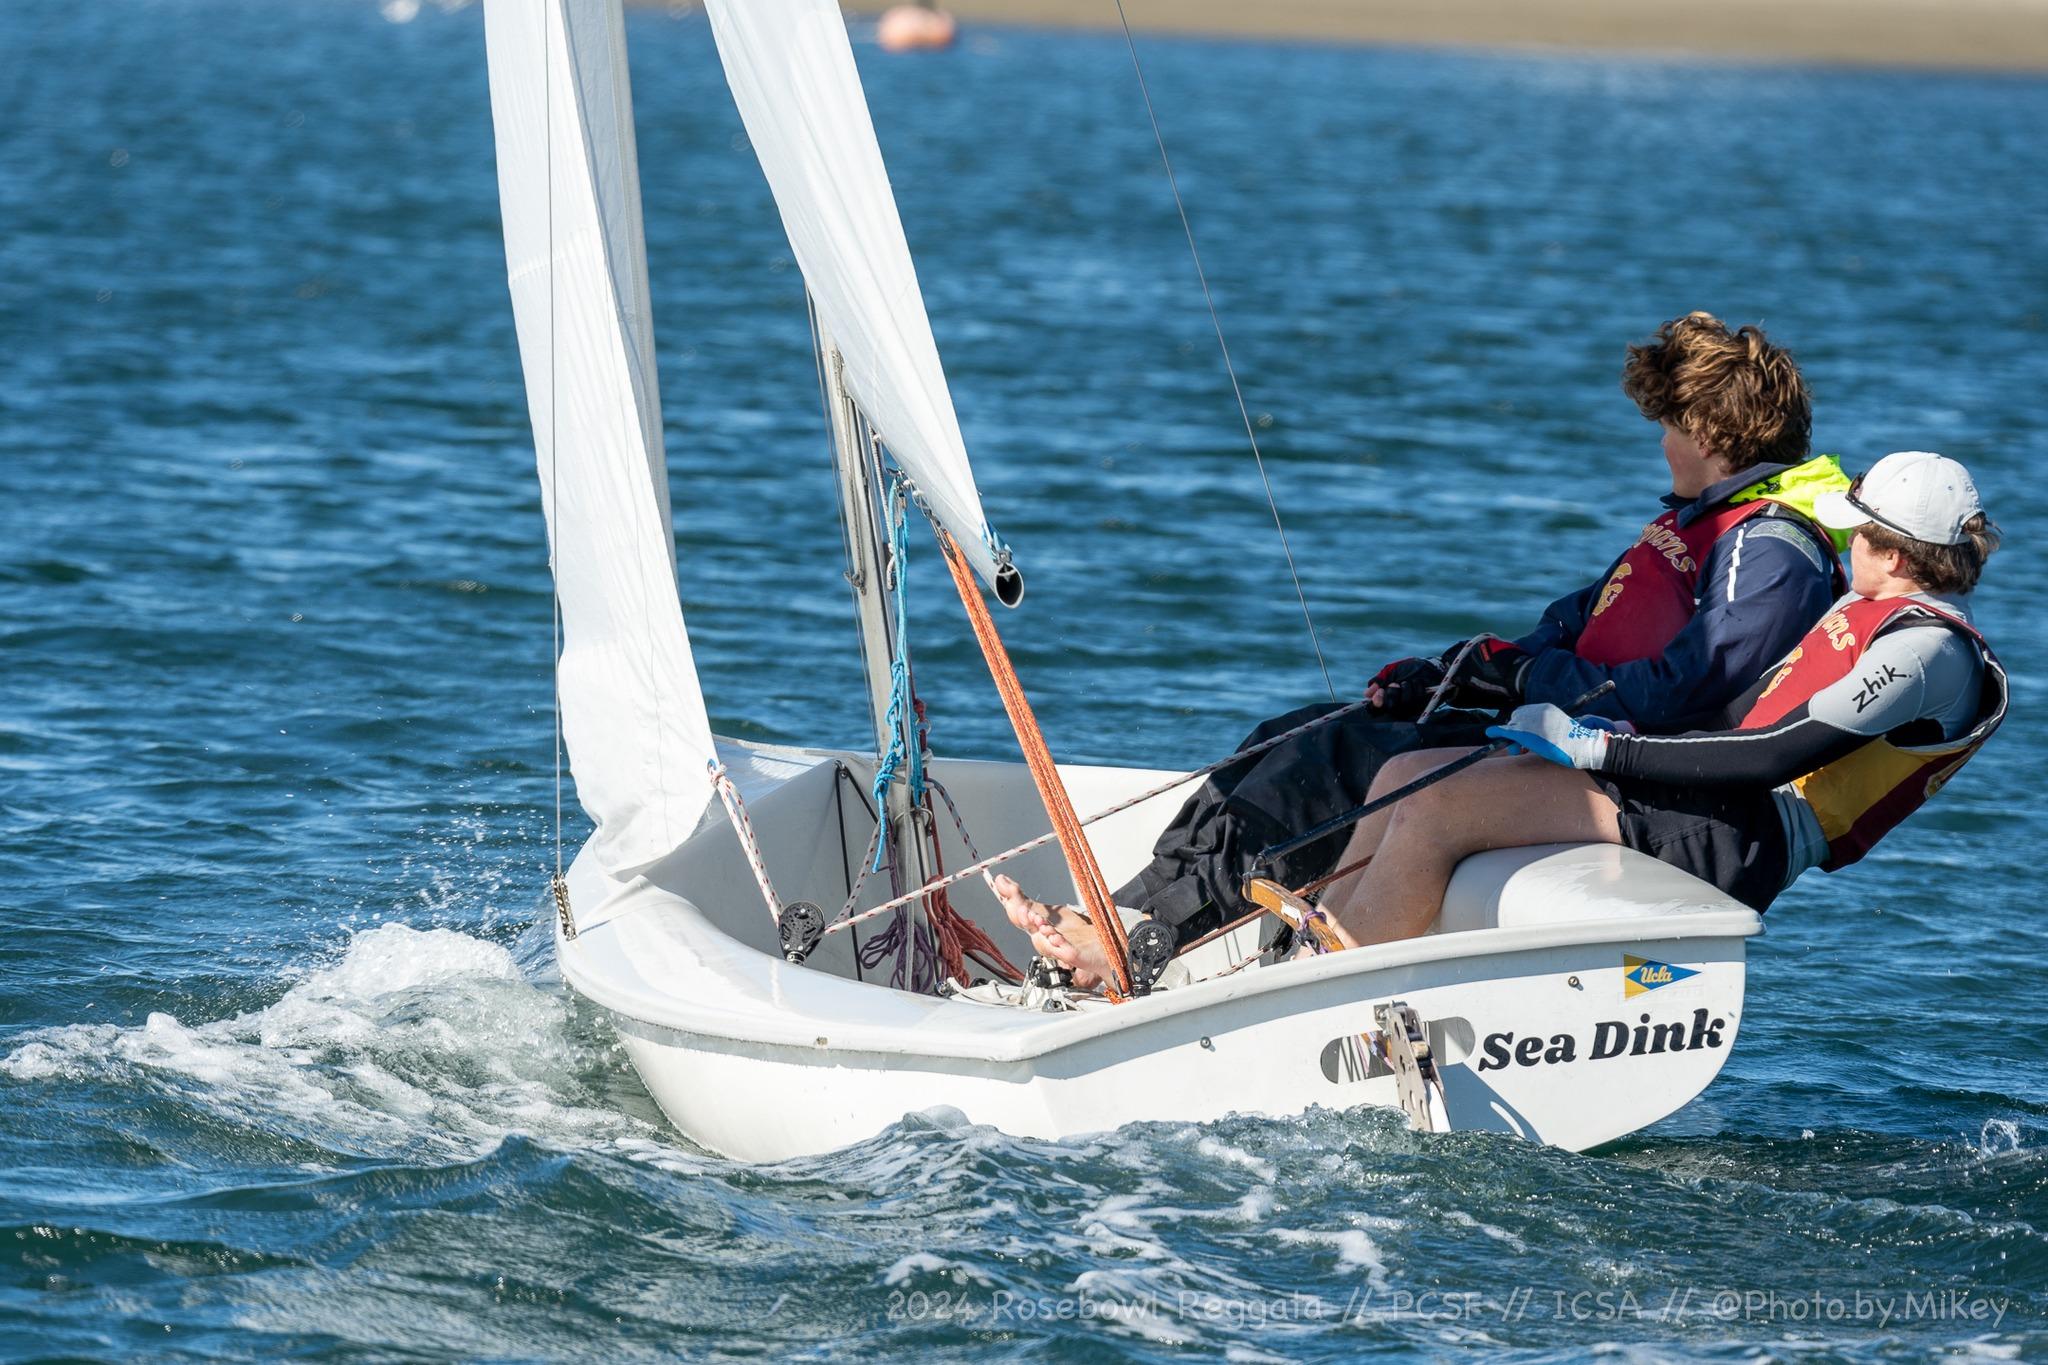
[1592,775,1791,913]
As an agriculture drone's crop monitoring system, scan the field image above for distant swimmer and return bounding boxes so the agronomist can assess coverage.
[878,1,956,53]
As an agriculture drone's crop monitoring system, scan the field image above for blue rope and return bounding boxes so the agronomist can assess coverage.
[870,478,924,870]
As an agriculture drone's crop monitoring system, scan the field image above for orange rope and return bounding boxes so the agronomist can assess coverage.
[938,531,1134,1000]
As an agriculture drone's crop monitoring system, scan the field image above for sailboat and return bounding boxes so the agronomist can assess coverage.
[480,0,1762,1162]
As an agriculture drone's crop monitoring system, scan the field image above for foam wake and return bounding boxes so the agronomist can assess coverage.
[2,923,659,1162]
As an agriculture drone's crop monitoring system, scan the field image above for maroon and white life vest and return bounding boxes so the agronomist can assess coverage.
[1574,455,1853,666]
[1578,500,1831,665]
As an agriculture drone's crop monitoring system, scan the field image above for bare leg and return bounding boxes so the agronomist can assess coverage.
[1313,746,1483,909]
[1323,757,1621,947]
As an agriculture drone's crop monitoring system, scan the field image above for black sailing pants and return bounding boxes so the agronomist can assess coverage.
[1110,704,1493,944]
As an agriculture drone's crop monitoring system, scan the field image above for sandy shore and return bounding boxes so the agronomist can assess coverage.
[924,0,2048,72]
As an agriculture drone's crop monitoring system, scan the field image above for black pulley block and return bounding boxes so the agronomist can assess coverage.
[1124,919,1177,996]
[777,901,826,963]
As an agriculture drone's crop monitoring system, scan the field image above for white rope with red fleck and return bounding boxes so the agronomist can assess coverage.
[708,760,784,929]
[1416,635,1485,726]
[834,814,886,922]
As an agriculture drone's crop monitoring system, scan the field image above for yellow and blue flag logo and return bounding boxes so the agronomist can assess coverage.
[1623,954,1699,998]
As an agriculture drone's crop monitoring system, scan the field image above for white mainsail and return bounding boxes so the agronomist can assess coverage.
[702,0,1013,598]
[484,0,717,875]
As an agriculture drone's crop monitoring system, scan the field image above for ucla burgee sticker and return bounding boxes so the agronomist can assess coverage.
[1623,954,1699,998]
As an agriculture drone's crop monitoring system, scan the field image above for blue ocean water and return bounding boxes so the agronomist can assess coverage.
[4,0,2046,1357]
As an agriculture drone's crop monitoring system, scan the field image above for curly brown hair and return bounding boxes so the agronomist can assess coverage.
[1856,514,2001,595]
[1621,312,1812,473]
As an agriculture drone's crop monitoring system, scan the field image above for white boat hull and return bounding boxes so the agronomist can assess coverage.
[557,742,1759,1162]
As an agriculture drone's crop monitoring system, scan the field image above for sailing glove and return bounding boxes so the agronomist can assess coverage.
[1486,703,1627,769]
[1365,655,1447,717]
[1439,635,1531,712]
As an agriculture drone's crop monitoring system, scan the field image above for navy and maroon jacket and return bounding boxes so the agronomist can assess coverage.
[1512,459,1845,731]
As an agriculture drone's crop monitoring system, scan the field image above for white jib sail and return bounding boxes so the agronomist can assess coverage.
[484,0,718,875]
[701,0,1011,595]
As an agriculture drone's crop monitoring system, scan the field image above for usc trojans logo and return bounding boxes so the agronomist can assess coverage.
[1591,563,1631,617]
[1636,522,1697,575]
[1821,611,1858,652]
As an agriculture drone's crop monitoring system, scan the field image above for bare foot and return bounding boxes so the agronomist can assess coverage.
[991,874,1111,991]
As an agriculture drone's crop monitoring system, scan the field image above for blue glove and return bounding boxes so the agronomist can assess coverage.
[1485,704,1625,770]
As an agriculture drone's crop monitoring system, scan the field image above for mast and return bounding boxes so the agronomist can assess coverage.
[818,322,938,906]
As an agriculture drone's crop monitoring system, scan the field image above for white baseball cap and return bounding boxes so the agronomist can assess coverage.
[1814,451,1984,547]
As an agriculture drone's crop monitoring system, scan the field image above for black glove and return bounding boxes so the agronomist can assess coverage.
[1438,635,1532,712]
[1365,655,1447,719]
